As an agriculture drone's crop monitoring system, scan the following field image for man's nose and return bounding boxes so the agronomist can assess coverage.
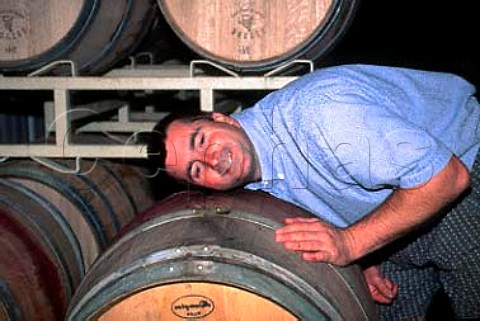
[203,144,221,168]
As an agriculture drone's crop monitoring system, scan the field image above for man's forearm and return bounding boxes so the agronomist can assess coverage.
[344,155,470,261]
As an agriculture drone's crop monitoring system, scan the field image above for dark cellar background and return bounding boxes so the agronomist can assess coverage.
[322,0,479,92]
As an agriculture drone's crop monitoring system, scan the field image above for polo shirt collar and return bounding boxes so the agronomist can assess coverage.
[233,111,284,189]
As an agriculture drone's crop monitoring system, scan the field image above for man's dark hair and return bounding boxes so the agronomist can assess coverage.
[147,110,213,183]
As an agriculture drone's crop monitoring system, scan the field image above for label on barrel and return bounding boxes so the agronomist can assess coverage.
[0,10,26,40]
[0,10,26,55]
[171,295,215,319]
[231,1,266,58]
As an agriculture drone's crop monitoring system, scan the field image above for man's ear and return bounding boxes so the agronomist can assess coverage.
[211,112,241,128]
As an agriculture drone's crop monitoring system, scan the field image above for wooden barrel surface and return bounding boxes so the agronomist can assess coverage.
[67,190,377,321]
[0,0,156,75]
[0,187,78,321]
[157,0,359,73]
[0,159,155,321]
[0,159,155,269]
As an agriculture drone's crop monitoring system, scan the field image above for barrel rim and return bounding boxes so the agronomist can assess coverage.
[68,248,339,321]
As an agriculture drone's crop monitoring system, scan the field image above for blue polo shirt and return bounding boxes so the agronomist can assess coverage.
[232,64,480,227]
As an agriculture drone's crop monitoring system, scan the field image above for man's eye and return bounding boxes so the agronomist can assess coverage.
[191,163,202,179]
[198,133,205,148]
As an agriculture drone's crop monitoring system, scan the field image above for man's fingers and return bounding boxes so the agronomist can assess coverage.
[374,278,398,300]
[275,217,351,265]
[301,251,329,262]
[282,240,324,251]
[369,285,394,304]
[367,277,398,304]
[275,231,322,242]
[362,265,399,304]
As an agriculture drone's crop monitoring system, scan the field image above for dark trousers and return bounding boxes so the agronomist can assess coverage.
[379,156,480,320]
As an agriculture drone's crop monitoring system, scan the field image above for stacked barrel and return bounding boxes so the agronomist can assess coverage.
[157,0,358,73]
[0,0,157,75]
[0,159,155,320]
[0,0,359,76]
[0,161,378,321]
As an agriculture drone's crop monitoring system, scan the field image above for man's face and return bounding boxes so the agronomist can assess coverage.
[164,113,260,190]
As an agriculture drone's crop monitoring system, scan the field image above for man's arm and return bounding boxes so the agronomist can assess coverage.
[345,155,469,260]
[275,155,470,265]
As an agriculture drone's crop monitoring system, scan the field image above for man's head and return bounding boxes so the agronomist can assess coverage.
[148,111,260,190]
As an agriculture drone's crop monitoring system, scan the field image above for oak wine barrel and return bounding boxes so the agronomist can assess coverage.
[157,0,359,74]
[0,159,155,321]
[0,0,156,75]
[67,190,377,321]
[0,159,155,269]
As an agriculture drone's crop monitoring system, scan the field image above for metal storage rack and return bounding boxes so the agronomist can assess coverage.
[0,60,309,163]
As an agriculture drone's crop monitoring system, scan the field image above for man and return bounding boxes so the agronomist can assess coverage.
[148,64,480,320]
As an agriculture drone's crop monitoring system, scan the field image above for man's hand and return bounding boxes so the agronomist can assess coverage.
[362,265,398,304]
[275,217,355,266]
